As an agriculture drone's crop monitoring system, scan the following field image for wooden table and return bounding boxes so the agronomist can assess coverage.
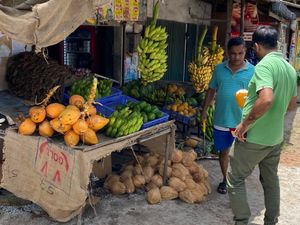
[0,90,176,183]
[0,91,176,221]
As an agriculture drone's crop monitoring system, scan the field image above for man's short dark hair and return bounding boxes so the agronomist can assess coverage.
[227,37,245,50]
[252,26,278,49]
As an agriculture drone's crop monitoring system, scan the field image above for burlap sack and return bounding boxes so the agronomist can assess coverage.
[0,121,175,222]
[0,0,109,48]
[1,129,93,222]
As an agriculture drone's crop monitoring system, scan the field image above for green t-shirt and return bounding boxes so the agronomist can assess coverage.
[242,51,297,146]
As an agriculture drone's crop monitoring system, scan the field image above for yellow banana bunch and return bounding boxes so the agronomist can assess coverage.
[189,26,224,93]
[137,1,168,85]
[206,46,224,72]
[188,62,212,93]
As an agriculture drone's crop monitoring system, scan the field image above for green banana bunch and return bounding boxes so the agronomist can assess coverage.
[137,0,168,85]
[105,107,143,138]
[70,75,112,100]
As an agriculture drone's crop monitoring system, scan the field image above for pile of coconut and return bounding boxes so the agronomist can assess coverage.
[104,149,211,204]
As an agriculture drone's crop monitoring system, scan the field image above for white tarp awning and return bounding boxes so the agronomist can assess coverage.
[0,0,109,48]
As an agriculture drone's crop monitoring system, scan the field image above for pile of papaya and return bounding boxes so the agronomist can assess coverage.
[18,79,109,147]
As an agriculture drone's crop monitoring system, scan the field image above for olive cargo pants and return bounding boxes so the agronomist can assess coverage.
[227,140,282,225]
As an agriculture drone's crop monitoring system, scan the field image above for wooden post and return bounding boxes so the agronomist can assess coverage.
[163,133,170,185]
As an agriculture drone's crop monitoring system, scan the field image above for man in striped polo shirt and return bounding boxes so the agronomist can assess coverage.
[201,37,255,194]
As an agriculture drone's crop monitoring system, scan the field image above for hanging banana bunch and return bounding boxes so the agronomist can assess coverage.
[206,26,224,72]
[188,26,224,93]
[188,26,211,93]
[137,0,168,85]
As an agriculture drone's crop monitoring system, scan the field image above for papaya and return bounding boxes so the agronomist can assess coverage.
[18,118,36,135]
[64,130,80,147]
[72,119,89,135]
[69,95,85,108]
[86,114,109,132]
[58,106,81,125]
[39,120,55,137]
[80,128,98,145]
[46,103,65,119]
[29,106,46,123]
[50,118,72,134]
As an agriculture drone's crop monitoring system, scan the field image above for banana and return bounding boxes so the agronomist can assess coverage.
[144,26,151,38]
[148,27,160,39]
[136,1,168,85]
[189,26,224,93]
[137,46,143,54]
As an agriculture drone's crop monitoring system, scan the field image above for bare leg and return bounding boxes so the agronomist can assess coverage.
[217,148,230,194]
[219,148,230,182]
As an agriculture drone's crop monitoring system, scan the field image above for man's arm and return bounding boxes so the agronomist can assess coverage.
[200,88,216,121]
[287,96,297,111]
[243,87,273,126]
[234,88,273,141]
[201,88,216,111]
[202,88,216,109]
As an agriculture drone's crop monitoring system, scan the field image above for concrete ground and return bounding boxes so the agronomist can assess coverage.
[0,107,299,225]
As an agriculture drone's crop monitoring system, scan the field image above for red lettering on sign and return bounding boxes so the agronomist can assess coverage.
[52,170,61,185]
[39,141,48,157]
[41,161,48,177]
[38,140,69,172]
[60,152,69,172]
[37,140,74,189]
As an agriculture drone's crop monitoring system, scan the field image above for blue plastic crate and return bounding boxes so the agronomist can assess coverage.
[98,95,139,108]
[95,104,114,118]
[99,95,169,130]
[106,87,123,98]
[141,111,169,129]
[162,107,196,126]
[62,87,122,106]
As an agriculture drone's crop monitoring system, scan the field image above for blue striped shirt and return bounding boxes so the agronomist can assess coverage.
[209,61,254,128]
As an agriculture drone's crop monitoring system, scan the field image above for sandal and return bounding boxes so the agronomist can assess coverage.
[217,181,227,194]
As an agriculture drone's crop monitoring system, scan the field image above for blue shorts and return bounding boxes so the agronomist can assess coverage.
[213,128,235,152]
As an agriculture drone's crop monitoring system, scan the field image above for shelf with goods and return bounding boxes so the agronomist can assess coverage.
[62,26,95,70]
[123,26,142,84]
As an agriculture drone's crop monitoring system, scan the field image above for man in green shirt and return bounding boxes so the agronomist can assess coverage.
[227,26,298,225]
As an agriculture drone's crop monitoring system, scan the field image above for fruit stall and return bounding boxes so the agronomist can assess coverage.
[0,0,222,222]
[0,78,177,221]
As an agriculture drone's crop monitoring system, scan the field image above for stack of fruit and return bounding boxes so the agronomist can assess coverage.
[188,26,224,93]
[18,78,110,147]
[167,101,197,117]
[122,80,167,106]
[167,84,186,97]
[185,97,199,107]
[104,149,211,205]
[196,105,215,142]
[166,84,187,103]
[70,75,112,100]
[137,0,168,85]
[118,101,164,123]
[105,107,143,138]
